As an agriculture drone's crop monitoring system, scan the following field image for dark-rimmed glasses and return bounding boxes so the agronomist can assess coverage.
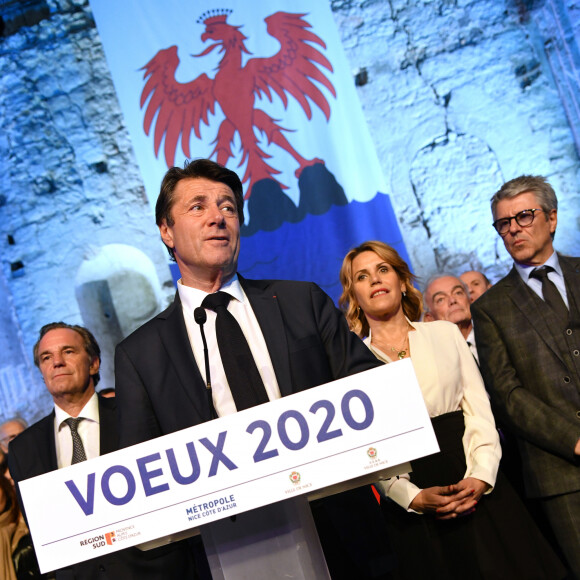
[492,208,545,236]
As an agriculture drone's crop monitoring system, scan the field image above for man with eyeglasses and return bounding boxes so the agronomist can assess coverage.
[0,417,27,482]
[0,417,27,455]
[471,175,580,578]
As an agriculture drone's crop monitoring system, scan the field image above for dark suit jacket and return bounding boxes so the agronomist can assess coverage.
[472,255,580,498]
[114,277,383,446]
[8,395,196,580]
[114,277,391,579]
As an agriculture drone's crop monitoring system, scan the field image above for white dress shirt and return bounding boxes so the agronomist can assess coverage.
[54,391,100,468]
[466,326,479,364]
[178,275,282,417]
[514,251,569,308]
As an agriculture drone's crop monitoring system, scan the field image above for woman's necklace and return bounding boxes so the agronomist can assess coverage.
[387,335,409,360]
[373,330,410,360]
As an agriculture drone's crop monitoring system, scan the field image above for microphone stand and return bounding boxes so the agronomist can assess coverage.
[194,307,217,420]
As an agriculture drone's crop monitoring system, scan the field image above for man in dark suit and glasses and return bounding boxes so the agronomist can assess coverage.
[471,175,580,578]
[114,159,392,579]
[9,322,196,580]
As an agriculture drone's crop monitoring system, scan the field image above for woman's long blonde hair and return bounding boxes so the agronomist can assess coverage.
[339,241,423,337]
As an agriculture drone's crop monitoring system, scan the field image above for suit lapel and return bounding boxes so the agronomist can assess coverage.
[23,412,58,475]
[408,322,438,389]
[97,395,119,455]
[158,294,211,421]
[560,255,580,325]
[43,412,59,472]
[506,267,568,365]
[240,276,293,397]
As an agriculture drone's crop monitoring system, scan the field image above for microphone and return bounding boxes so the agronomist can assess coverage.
[194,307,217,420]
[195,307,233,522]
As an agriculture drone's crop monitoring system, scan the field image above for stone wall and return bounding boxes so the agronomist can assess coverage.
[0,0,174,422]
[331,0,580,282]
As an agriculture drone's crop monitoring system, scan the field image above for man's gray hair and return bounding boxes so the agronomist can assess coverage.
[490,175,558,217]
[0,417,28,430]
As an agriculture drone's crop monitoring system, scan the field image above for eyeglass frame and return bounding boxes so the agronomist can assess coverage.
[0,434,19,445]
[492,208,545,236]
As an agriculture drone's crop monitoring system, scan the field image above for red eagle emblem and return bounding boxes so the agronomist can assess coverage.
[140,10,336,197]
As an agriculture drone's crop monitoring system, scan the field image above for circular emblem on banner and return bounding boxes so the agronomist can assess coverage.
[289,471,301,484]
[367,447,377,459]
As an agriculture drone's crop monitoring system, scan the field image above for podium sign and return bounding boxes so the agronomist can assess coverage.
[20,360,438,573]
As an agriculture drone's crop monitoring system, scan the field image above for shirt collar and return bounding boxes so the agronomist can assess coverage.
[177,273,245,313]
[514,251,561,283]
[55,391,99,430]
[466,326,475,345]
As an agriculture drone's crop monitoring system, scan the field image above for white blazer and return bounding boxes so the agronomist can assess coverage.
[367,320,501,510]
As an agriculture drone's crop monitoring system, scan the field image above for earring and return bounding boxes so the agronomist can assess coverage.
[402,291,407,297]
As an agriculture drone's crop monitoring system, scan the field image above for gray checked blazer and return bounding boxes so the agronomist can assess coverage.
[472,254,580,498]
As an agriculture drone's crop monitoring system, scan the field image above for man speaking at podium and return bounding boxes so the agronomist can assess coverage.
[114,159,391,578]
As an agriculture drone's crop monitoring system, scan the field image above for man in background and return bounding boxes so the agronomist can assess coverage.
[9,322,196,580]
[0,417,27,456]
[460,270,492,303]
[0,417,27,481]
[423,274,478,363]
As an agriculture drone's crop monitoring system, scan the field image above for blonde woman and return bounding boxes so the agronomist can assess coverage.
[339,241,564,580]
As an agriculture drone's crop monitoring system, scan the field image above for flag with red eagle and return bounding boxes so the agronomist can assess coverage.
[141,9,336,199]
[89,0,411,301]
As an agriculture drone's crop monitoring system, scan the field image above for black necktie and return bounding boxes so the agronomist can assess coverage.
[64,417,87,464]
[529,266,569,322]
[202,291,269,411]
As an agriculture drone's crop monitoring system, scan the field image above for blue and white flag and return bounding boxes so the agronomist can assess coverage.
[90,0,410,301]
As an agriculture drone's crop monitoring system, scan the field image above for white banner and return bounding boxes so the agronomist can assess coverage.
[21,360,438,573]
